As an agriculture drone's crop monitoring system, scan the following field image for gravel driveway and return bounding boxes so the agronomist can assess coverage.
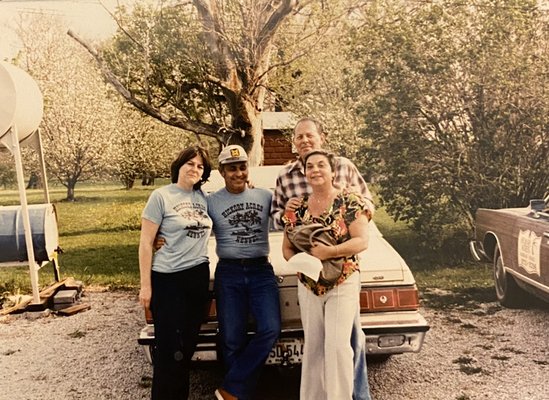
[1,290,547,400]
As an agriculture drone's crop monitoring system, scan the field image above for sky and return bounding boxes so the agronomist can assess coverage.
[0,0,120,59]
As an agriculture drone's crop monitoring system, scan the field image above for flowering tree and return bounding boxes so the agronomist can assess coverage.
[13,16,117,200]
[13,15,194,199]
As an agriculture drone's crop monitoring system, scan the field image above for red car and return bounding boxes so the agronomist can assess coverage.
[470,196,549,307]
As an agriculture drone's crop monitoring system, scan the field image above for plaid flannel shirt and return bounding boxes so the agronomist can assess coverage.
[271,156,375,230]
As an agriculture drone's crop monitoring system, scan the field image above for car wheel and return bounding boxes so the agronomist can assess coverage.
[494,248,523,308]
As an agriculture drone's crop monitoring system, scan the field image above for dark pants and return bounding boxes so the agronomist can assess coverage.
[214,258,281,399]
[151,262,210,400]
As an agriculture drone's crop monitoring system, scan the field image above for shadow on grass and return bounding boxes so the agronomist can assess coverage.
[60,226,140,237]
[422,286,496,310]
[423,286,549,311]
[57,196,105,203]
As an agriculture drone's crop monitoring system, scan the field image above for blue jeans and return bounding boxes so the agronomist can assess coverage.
[352,309,372,400]
[214,258,281,399]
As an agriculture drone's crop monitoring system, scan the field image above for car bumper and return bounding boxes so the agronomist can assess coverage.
[361,310,430,354]
[138,310,429,364]
[469,240,488,262]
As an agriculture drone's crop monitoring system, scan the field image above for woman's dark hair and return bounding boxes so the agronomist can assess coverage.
[170,145,212,190]
[303,149,336,172]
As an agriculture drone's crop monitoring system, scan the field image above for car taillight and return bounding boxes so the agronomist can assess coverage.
[359,286,420,312]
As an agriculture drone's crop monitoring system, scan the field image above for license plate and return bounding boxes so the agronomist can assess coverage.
[266,338,304,365]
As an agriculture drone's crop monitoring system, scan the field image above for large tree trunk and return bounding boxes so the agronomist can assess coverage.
[247,113,264,166]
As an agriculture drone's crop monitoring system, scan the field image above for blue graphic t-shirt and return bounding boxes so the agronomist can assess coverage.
[142,184,212,273]
[207,187,271,259]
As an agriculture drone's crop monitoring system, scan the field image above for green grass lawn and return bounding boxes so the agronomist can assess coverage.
[0,183,494,305]
[0,184,153,294]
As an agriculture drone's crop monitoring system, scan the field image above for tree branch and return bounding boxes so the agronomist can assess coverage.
[256,0,297,55]
[98,0,145,51]
[67,29,221,140]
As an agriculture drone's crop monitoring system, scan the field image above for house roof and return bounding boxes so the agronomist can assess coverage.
[261,112,297,130]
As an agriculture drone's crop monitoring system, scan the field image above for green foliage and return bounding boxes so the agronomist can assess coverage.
[270,2,373,167]
[0,158,16,189]
[108,107,194,189]
[351,0,549,253]
[94,1,365,164]
[12,14,201,198]
[14,16,122,201]
[0,184,149,292]
[103,3,224,124]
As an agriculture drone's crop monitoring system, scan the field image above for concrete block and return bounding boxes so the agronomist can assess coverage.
[53,289,78,305]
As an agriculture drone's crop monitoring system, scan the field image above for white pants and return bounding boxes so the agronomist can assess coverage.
[298,272,360,400]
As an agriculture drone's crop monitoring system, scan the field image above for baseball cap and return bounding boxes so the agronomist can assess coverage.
[218,144,248,165]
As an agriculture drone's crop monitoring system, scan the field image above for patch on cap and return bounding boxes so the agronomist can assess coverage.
[218,144,248,165]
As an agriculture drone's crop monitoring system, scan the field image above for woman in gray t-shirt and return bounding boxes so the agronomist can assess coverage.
[138,146,213,400]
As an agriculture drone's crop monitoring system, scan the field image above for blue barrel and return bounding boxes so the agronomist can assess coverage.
[0,203,58,263]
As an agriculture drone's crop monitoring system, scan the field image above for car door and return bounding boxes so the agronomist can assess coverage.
[514,214,549,289]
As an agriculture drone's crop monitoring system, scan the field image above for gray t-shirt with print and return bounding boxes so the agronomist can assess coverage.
[142,184,212,273]
[207,187,271,259]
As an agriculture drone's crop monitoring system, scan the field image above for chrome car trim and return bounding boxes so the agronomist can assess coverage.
[469,240,483,262]
[486,230,504,263]
[533,210,549,219]
[507,268,549,294]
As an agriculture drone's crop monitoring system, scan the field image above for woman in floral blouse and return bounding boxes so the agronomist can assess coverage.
[282,149,370,400]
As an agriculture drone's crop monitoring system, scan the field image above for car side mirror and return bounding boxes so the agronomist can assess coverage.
[529,199,545,212]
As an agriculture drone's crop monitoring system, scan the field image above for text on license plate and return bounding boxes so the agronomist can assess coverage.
[266,338,304,365]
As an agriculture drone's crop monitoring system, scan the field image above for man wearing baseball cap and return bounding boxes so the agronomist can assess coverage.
[209,145,281,400]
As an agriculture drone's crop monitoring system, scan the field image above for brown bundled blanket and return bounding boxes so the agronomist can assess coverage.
[285,223,345,285]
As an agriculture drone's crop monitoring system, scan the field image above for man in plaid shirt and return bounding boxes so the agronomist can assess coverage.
[271,117,374,400]
[271,118,374,229]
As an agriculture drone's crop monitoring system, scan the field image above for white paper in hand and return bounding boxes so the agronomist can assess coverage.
[286,252,323,282]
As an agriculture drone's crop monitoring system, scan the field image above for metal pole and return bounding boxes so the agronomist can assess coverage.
[23,129,50,204]
[1,126,41,303]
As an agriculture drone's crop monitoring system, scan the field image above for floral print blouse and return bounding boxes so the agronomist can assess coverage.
[283,190,369,295]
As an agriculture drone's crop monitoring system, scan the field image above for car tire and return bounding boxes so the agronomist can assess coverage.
[494,248,523,308]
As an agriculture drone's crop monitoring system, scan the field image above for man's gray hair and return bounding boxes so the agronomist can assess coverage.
[293,117,325,137]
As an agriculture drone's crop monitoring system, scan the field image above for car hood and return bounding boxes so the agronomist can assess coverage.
[478,207,531,218]
[207,221,408,287]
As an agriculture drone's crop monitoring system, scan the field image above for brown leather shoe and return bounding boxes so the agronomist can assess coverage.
[214,388,238,400]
